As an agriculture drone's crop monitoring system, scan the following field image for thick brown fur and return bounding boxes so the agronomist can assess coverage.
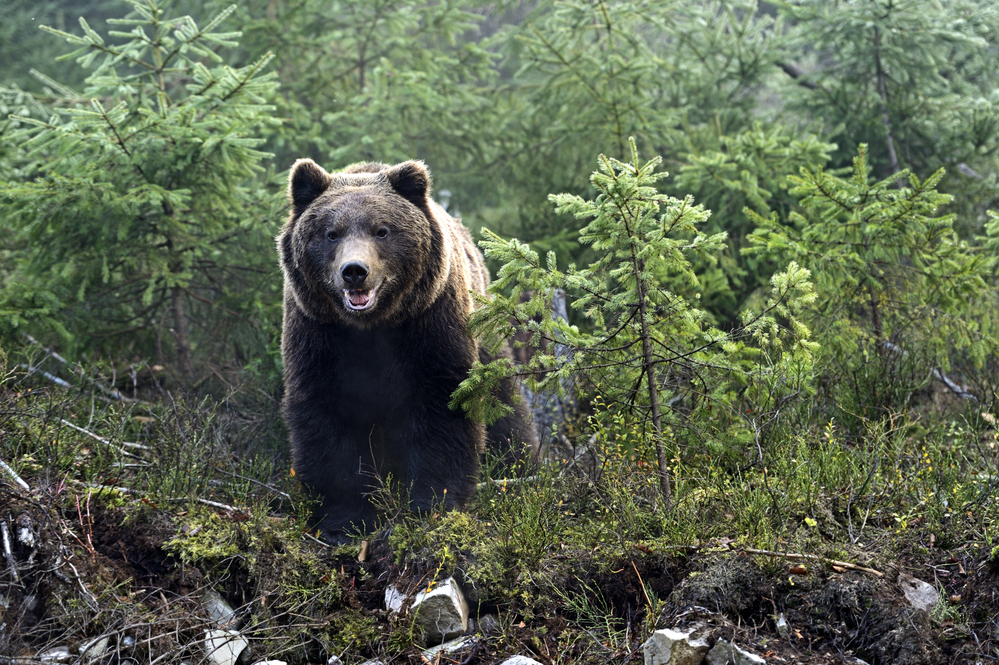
[279,158,537,542]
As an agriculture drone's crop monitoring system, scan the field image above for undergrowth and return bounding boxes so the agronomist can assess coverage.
[1,343,998,663]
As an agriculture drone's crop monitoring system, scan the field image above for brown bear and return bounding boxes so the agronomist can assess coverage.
[278,158,537,542]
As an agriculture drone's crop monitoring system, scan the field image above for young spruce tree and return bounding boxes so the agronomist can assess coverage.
[0,0,279,378]
[746,145,994,421]
[454,139,817,505]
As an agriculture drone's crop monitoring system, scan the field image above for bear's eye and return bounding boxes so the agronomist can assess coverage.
[326,231,339,242]
[375,227,389,239]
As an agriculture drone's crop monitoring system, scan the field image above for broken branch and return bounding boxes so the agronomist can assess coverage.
[740,547,883,577]
[0,459,30,492]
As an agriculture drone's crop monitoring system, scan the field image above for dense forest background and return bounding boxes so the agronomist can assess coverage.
[3,0,997,385]
[3,1,999,663]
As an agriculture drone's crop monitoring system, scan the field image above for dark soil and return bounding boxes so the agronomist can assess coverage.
[1,491,994,665]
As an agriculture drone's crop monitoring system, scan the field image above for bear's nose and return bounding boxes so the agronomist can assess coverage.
[341,261,369,287]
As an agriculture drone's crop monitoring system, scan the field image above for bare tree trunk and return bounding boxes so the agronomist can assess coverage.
[874,27,904,189]
[640,298,672,506]
[629,251,671,505]
[171,285,192,378]
[868,281,886,361]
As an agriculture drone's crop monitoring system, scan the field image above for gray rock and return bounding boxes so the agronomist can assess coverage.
[122,636,136,648]
[203,629,249,665]
[358,661,386,665]
[79,636,110,659]
[643,628,710,665]
[410,577,469,646]
[38,647,72,663]
[384,584,406,613]
[500,658,544,665]
[421,636,475,661]
[478,613,501,635]
[706,639,766,665]
[327,656,344,665]
[15,514,36,548]
[22,594,40,613]
[204,590,238,628]
[251,661,287,665]
[899,574,939,613]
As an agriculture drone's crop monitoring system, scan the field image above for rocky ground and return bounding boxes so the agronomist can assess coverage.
[0,483,994,665]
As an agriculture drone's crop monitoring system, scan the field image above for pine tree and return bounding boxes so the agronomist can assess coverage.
[454,139,817,504]
[779,0,999,224]
[746,145,995,421]
[0,0,280,378]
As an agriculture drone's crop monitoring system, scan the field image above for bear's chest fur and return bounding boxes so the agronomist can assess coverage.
[327,326,413,422]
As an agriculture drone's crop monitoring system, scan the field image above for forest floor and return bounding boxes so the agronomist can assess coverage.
[2,355,997,665]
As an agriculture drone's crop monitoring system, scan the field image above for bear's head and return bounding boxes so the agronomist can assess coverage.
[279,159,450,327]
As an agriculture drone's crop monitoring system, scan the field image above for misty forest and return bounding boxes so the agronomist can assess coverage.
[2,0,999,663]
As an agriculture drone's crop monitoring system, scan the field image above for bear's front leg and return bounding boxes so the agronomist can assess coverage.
[291,418,381,543]
[404,406,484,515]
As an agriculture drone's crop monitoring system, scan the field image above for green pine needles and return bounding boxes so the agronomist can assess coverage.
[746,144,996,421]
[453,139,817,505]
[1,0,280,377]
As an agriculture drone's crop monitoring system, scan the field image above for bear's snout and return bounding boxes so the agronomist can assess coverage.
[341,261,369,287]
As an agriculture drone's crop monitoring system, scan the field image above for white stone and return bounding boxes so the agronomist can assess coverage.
[204,590,238,628]
[410,577,469,646]
[643,628,710,665]
[775,613,790,639]
[203,629,249,665]
[501,657,544,665]
[327,656,345,665]
[385,584,406,613]
[899,574,939,613]
[421,635,475,661]
[38,647,72,663]
[251,662,287,665]
[16,524,35,548]
[706,639,766,665]
[80,636,110,659]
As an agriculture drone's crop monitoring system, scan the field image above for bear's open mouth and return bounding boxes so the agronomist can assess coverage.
[344,288,377,311]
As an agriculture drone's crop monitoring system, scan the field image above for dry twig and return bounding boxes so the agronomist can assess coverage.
[1,520,18,582]
[0,458,30,492]
[740,547,883,577]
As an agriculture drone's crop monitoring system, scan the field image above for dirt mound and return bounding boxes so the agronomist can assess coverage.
[0,494,206,661]
[665,554,945,665]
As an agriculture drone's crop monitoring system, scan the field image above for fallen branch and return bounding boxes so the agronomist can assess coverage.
[18,363,71,388]
[164,496,244,512]
[73,481,132,496]
[303,531,331,548]
[24,333,142,403]
[740,547,883,577]
[932,368,977,402]
[59,418,152,452]
[630,541,882,577]
[0,458,30,492]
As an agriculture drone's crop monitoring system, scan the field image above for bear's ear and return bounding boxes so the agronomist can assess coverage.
[384,160,431,208]
[288,158,332,214]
